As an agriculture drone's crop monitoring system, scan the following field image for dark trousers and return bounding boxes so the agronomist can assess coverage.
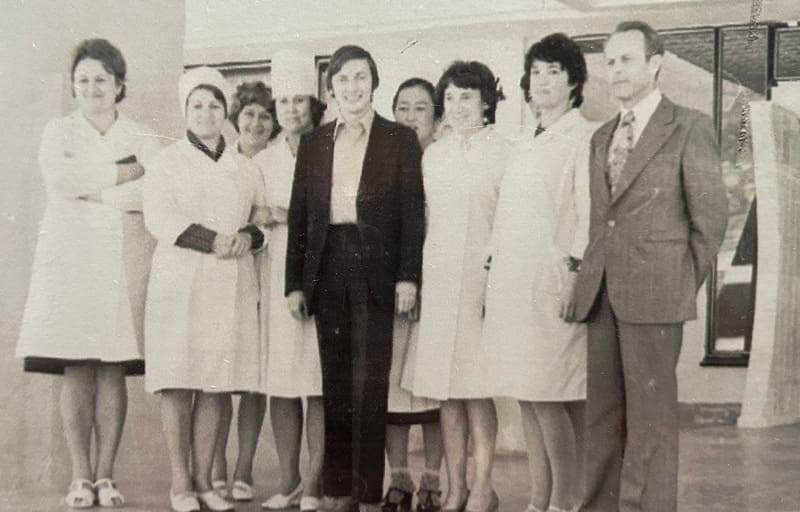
[314,225,394,504]
[582,281,683,512]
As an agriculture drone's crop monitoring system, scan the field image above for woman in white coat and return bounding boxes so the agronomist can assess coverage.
[211,80,278,503]
[253,49,327,512]
[482,34,594,512]
[143,66,268,512]
[410,61,509,512]
[16,38,160,509]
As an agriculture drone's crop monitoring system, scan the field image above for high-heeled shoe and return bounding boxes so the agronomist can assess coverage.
[262,482,303,509]
[170,490,200,512]
[416,489,442,512]
[212,480,229,499]
[464,491,498,512]
[198,490,235,511]
[232,480,255,501]
[381,486,413,512]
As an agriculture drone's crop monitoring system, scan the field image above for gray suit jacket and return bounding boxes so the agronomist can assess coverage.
[571,96,728,324]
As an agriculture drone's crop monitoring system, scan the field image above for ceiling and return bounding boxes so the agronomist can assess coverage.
[184,0,718,49]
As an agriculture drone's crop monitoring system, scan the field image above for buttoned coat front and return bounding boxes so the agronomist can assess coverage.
[571,97,728,324]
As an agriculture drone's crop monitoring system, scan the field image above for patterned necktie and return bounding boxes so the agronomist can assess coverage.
[607,111,635,194]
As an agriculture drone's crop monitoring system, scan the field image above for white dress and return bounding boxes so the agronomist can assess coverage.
[483,109,595,401]
[409,127,510,400]
[143,139,266,393]
[253,138,322,397]
[16,111,161,373]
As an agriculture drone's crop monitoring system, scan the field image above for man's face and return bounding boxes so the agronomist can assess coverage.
[604,29,661,107]
[330,58,373,118]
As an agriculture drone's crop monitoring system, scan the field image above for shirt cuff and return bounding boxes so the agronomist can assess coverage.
[238,224,265,250]
[175,224,217,253]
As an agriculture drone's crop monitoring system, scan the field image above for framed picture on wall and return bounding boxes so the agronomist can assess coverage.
[316,55,338,123]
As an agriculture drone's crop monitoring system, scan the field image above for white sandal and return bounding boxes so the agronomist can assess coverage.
[212,480,230,499]
[170,490,200,512]
[95,478,125,507]
[232,480,254,501]
[65,479,95,509]
[262,482,303,509]
[300,496,322,511]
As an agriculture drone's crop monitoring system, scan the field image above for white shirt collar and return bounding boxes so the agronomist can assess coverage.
[335,107,375,138]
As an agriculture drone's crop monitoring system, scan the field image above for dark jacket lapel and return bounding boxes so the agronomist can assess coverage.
[315,121,336,219]
[611,97,678,203]
[357,113,388,202]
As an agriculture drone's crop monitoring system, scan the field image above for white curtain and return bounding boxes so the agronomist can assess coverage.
[739,91,800,428]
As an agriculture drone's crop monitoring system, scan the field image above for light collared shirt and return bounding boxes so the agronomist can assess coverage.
[619,88,663,147]
[329,108,374,224]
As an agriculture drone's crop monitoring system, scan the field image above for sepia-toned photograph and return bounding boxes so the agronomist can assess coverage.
[1,1,800,511]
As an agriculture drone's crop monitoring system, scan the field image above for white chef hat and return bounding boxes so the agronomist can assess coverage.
[270,49,317,100]
[178,66,232,115]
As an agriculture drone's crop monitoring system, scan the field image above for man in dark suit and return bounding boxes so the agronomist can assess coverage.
[563,21,728,512]
[285,45,425,512]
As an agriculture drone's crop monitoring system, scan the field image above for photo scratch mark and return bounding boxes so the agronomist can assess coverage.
[400,38,418,55]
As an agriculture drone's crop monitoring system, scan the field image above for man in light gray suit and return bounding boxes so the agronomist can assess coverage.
[564,21,728,512]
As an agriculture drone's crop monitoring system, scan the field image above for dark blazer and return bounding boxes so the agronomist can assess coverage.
[571,96,728,324]
[285,113,425,314]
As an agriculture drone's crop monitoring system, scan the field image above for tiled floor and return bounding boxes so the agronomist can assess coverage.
[2,421,799,511]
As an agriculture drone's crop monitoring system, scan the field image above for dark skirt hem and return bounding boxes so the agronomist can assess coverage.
[23,357,145,376]
[386,409,440,426]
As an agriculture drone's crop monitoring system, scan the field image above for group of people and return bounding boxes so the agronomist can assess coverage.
[17,18,728,512]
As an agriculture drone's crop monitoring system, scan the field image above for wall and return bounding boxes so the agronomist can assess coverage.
[181,1,800,405]
[0,0,185,493]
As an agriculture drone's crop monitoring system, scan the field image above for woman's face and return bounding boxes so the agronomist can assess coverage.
[393,86,436,147]
[276,95,314,135]
[185,88,226,141]
[442,83,485,134]
[528,59,574,112]
[72,58,121,116]
[237,103,274,150]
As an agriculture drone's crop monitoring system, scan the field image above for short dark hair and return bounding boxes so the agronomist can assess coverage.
[392,78,439,120]
[187,84,228,117]
[610,20,665,59]
[434,60,505,125]
[326,45,379,93]
[520,33,587,107]
[70,39,127,103]
[228,81,277,138]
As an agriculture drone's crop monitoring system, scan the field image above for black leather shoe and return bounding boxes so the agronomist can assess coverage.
[381,487,413,512]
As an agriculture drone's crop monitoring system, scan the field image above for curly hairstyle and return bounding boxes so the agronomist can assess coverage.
[70,38,127,103]
[519,33,588,107]
[434,60,505,125]
[228,81,279,139]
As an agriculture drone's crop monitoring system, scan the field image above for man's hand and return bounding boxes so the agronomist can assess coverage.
[287,290,308,320]
[395,281,417,315]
